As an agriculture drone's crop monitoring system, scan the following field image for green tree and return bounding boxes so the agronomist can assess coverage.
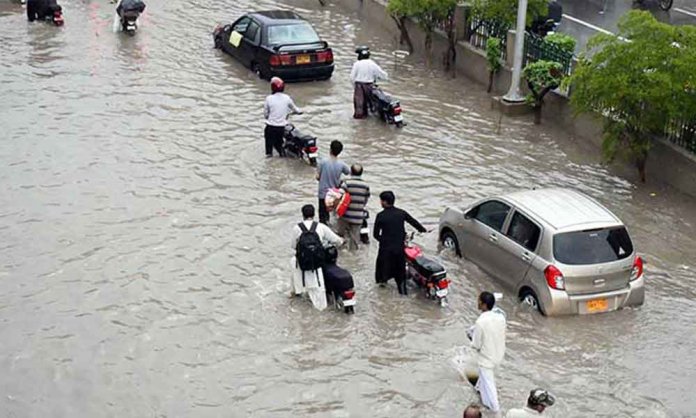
[568,10,696,182]
[387,0,458,64]
[543,32,576,54]
[523,60,564,124]
[486,37,503,93]
[471,0,548,30]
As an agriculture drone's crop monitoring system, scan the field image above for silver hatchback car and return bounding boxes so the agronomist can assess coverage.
[439,188,645,315]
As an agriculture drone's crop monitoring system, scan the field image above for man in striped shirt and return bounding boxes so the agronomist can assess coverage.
[337,164,370,250]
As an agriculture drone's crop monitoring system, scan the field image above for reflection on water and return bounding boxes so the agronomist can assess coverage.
[1,0,695,417]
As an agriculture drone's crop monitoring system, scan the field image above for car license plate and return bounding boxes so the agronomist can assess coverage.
[393,115,403,122]
[436,289,448,298]
[342,298,356,307]
[296,54,310,64]
[586,298,608,313]
[308,152,318,158]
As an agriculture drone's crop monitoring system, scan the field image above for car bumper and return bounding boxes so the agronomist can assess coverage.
[541,276,645,316]
[269,64,334,81]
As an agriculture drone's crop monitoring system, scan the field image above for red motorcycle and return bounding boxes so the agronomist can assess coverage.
[404,233,450,307]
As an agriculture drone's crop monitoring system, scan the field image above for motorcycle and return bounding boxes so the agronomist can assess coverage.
[369,84,404,128]
[323,246,356,314]
[117,0,146,35]
[404,232,450,307]
[283,124,318,166]
[48,5,63,26]
[27,0,64,26]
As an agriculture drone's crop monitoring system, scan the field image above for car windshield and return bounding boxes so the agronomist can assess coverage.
[553,227,634,265]
[267,23,320,45]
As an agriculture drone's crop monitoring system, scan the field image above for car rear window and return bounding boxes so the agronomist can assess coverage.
[268,23,320,45]
[553,227,633,265]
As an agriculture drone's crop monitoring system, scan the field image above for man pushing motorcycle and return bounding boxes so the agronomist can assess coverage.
[350,46,388,119]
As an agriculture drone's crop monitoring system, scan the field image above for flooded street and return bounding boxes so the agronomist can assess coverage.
[2,0,696,416]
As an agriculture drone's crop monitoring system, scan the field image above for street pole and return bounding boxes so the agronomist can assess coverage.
[503,0,528,102]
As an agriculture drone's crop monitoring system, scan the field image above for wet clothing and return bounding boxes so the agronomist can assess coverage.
[317,157,349,223]
[337,219,361,251]
[505,407,545,417]
[116,0,146,15]
[471,309,507,413]
[351,59,387,118]
[373,206,426,294]
[27,0,59,21]
[341,175,370,225]
[290,220,343,310]
[264,92,300,127]
[264,125,285,157]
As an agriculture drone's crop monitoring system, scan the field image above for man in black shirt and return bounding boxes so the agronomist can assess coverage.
[373,191,426,295]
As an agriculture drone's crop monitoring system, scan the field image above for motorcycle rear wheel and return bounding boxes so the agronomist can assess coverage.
[308,157,317,166]
[344,306,354,314]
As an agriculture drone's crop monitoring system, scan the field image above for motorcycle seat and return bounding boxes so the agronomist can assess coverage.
[370,87,392,103]
[413,255,446,279]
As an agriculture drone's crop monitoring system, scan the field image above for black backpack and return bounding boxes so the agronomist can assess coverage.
[296,222,325,271]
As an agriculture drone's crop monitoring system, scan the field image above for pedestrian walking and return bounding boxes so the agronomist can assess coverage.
[373,191,426,295]
[505,389,555,417]
[350,46,388,119]
[291,204,344,310]
[468,291,507,414]
[337,164,370,250]
[316,140,349,224]
[264,77,302,157]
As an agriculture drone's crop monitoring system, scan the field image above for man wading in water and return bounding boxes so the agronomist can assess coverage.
[373,191,426,295]
[350,46,388,119]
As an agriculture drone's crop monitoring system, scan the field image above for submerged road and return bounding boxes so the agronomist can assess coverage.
[1,0,696,416]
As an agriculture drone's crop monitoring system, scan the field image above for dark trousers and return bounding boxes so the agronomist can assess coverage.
[264,125,285,157]
[375,246,408,295]
[318,198,329,224]
[353,82,373,119]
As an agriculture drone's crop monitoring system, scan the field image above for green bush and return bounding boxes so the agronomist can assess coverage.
[544,33,576,55]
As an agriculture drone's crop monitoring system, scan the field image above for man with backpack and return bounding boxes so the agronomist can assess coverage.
[291,204,344,310]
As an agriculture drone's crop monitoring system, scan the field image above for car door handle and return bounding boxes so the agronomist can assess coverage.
[488,233,498,242]
[521,252,532,262]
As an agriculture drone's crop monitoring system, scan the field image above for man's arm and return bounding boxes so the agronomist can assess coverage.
[471,321,483,351]
[315,160,322,181]
[291,225,301,250]
[288,97,302,115]
[350,62,358,84]
[263,97,270,120]
[404,210,427,233]
[374,62,388,81]
[373,213,383,241]
[321,225,344,247]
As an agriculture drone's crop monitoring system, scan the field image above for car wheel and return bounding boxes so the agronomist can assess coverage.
[441,229,461,257]
[252,63,265,80]
[520,289,543,314]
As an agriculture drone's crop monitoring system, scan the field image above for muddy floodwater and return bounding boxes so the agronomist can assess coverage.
[1,0,696,417]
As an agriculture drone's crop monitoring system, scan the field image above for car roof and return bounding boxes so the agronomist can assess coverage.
[248,10,307,25]
[500,188,622,231]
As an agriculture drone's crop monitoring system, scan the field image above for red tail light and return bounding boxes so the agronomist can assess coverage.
[269,54,292,67]
[437,279,449,289]
[392,106,402,115]
[630,256,644,281]
[307,146,318,153]
[544,265,565,290]
[343,290,355,299]
[316,50,334,63]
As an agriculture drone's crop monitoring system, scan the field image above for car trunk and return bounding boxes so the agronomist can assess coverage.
[559,259,633,295]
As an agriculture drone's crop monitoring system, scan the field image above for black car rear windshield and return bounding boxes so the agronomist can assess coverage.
[268,23,320,45]
[553,227,633,265]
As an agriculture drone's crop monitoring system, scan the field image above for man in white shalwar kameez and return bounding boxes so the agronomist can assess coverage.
[291,204,343,311]
[470,291,507,414]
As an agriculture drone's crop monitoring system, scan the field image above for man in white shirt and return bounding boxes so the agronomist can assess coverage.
[505,389,556,417]
[291,204,344,310]
[264,77,302,158]
[469,291,507,414]
[350,47,388,119]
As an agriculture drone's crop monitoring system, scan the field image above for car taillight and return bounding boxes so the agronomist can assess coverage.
[392,106,402,115]
[316,50,333,63]
[269,54,291,67]
[544,265,565,290]
[630,256,644,281]
[437,279,449,289]
[343,290,355,299]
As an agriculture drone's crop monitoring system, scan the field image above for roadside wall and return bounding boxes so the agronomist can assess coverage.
[339,0,696,198]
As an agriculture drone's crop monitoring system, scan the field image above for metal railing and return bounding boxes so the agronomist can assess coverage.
[666,119,696,154]
[523,33,575,76]
[467,18,509,60]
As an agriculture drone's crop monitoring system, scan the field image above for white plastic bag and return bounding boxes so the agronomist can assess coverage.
[451,345,479,387]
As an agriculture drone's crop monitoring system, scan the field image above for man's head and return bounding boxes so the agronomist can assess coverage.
[527,388,555,413]
[462,403,482,418]
[301,204,315,220]
[379,191,395,208]
[330,140,343,157]
[478,291,495,312]
[351,164,363,176]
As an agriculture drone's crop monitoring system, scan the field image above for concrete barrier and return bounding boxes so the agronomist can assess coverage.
[339,0,696,198]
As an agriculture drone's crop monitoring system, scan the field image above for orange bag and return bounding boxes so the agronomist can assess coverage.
[336,191,352,218]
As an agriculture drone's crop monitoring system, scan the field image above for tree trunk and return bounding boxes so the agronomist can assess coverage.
[391,15,414,54]
[636,154,647,183]
[487,71,494,93]
[444,14,457,77]
[424,31,433,67]
[533,103,542,125]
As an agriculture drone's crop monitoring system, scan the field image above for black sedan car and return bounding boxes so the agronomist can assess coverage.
[213,10,334,81]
